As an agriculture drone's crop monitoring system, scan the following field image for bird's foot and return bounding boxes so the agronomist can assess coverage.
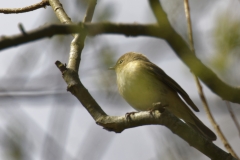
[125,111,139,121]
[149,102,168,115]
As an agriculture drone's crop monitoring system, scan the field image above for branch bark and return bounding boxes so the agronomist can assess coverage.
[0,23,158,51]
[55,60,236,160]
[1,0,239,159]
[0,0,49,14]
[67,0,96,71]
[1,22,240,105]
[148,0,240,104]
[49,0,236,158]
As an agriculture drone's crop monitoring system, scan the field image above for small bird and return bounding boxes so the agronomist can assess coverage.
[110,52,217,141]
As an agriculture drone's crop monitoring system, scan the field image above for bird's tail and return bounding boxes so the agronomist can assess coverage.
[187,113,217,141]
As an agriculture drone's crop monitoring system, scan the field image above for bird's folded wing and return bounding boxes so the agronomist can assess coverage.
[144,61,199,112]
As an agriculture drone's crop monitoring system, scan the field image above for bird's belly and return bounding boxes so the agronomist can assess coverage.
[119,73,169,111]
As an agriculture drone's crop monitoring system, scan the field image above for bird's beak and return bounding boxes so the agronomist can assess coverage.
[109,66,115,70]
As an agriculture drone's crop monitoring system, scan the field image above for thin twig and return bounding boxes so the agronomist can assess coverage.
[67,0,97,71]
[44,0,96,159]
[18,23,27,35]
[0,0,49,14]
[183,0,239,159]
[195,76,239,159]
[51,0,235,158]
[49,0,96,71]
[183,0,194,51]
[226,101,240,137]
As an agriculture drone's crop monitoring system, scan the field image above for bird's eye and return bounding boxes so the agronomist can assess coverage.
[119,59,123,64]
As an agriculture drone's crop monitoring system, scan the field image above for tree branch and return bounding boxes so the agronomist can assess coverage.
[1,21,240,104]
[48,0,71,24]
[0,0,50,14]
[182,0,238,158]
[50,0,235,158]
[67,0,96,71]
[1,0,238,159]
[0,23,158,50]
[55,60,236,160]
[148,0,240,104]
[226,102,240,137]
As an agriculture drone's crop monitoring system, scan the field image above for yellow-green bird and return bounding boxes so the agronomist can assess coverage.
[110,52,216,141]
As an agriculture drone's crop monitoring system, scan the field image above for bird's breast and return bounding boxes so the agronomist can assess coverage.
[116,61,169,111]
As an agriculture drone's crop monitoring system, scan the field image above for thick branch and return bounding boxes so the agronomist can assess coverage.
[48,0,234,159]
[0,23,158,51]
[2,0,237,159]
[0,22,239,103]
[0,23,159,50]
[0,0,49,14]
[55,60,236,160]
[149,0,240,104]
[55,61,106,120]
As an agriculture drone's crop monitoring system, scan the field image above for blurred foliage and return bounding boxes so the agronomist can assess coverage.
[2,1,240,160]
[94,3,116,21]
[95,44,117,97]
[1,124,29,160]
[75,0,88,9]
[72,0,116,22]
[99,45,115,68]
[212,8,240,74]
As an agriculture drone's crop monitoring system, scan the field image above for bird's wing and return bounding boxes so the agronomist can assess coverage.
[144,61,199,112]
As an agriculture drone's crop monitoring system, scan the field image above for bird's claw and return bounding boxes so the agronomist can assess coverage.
[149,102,168,115]
[125,111,138,121]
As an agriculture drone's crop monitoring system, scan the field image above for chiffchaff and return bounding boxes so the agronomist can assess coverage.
[110,52,216,141]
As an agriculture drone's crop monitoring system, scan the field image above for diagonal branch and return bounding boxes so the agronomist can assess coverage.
[226,102,240,137]
[49,0,105,122]
[48,0,71,24]
[0,0,50,14]
[55,60,237,160]
[67,0,96,71]
[148,0,240,104]
[49,0,96,71]
[1,0,238,159]
[183,0,238,158]
[47,0,237,159]
[49,0,236,158]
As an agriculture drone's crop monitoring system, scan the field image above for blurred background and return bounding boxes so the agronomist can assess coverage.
[0,0,240,159]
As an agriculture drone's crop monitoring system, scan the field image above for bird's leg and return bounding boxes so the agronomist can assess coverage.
[149,102,168,115]
[125,111,139,121]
